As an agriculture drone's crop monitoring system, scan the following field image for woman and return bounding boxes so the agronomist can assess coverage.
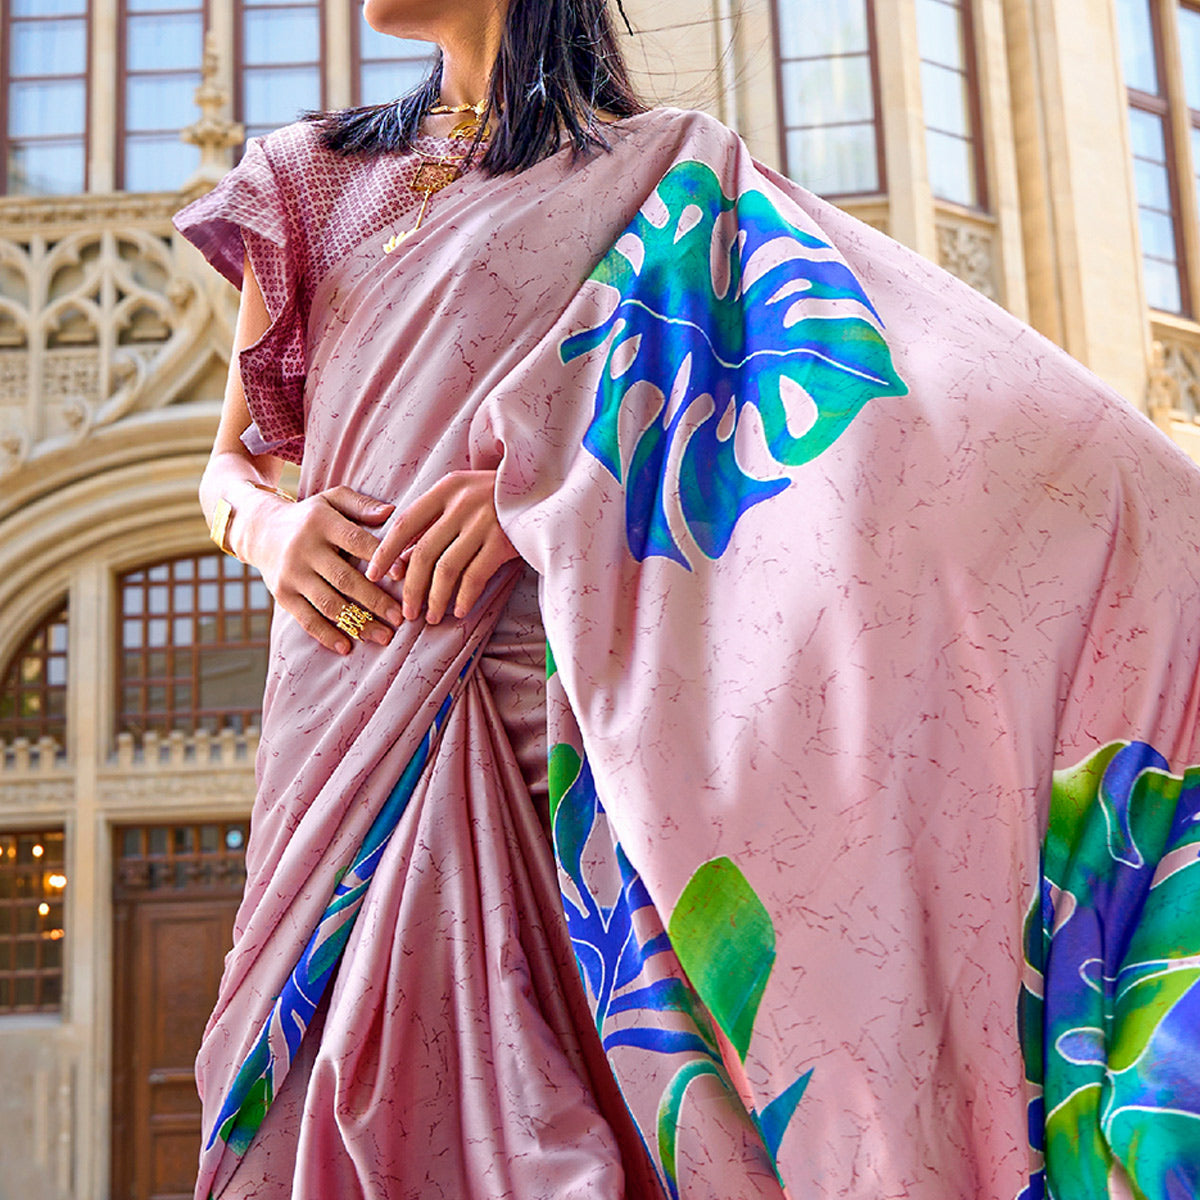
[176,0,1200,1197]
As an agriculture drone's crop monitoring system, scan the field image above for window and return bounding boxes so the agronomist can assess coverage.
[119,0,205,191]
[237,0,324,141]
[1117,0,1197,315]
[917,0,984,208]
[0,604,68,746]
[4,0,88,195]
[115,822,249,895]
[118,553,272,736]
[0,829,66,1014]
[354,18,431,107]
[773,0,883,197]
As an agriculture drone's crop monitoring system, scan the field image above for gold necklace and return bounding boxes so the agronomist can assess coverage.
[382,99,490,254]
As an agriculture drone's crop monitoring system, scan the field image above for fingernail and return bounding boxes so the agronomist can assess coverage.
[403,604,415,621]
[369,628,391,646]
[389,566,403,581]
[335,640,351,655]
[386,606,404,624]
[427,613,441,626]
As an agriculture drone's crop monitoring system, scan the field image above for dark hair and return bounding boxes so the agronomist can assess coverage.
[305,0,645,175]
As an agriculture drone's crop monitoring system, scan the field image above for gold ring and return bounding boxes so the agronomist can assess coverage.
[335,602,372,640]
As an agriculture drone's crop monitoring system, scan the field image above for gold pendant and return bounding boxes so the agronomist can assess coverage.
[383,159,465,253]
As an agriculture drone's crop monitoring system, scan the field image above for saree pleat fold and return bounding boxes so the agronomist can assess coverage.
[176,105,1200,1200]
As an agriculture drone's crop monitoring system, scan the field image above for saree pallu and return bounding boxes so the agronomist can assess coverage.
[175,107,1200,1200]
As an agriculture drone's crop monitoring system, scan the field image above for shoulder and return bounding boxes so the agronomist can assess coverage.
[601,106,750,179]
[249,119,333,179]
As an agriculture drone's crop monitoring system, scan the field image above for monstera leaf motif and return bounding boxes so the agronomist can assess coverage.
[1020,741,1200,1200]
[560,159,908,567]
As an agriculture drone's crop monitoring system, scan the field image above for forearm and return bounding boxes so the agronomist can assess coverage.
[200,446,290,565]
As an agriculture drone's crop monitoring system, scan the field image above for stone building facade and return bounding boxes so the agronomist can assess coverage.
[0,1,1197,1196]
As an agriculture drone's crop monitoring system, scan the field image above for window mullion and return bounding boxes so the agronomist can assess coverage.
[1161,0,1200,316]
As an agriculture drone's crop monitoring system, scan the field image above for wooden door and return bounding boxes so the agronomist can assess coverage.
[111,822,248,1200]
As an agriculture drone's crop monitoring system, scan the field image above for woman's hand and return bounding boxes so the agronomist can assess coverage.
[365,470,518,625]
[237,485,405,655]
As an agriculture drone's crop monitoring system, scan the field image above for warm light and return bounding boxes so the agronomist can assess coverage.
[37,902,49,917]
[31,844,44,858]
[47,873,66,889]
[43,929,64,941]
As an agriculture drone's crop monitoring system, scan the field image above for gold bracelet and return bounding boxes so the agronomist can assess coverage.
[210,496,237,557]
[243,480,297,503]
[209,481,296,559]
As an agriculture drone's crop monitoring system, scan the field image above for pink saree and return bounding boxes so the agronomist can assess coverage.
[175,108,1200,1200]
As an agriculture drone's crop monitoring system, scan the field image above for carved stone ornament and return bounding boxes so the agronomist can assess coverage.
[1153,331,1200,423]
[180,31,245,184]
[935,218,999,301]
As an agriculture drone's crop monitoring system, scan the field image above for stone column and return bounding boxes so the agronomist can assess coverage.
[1002,0,1149,404]
[875,0,939,259]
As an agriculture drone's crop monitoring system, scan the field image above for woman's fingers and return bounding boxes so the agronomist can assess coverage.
[400,516,464,620]
[364,489,443,582]
[283,575,394,652]
[424,530,486,624]
[453,538,515,619]
[323,485,395,527]
[314,548,404,629]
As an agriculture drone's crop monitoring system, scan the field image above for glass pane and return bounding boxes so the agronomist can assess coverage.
[198,556,220,579]
[224,581,243,609]
[198,646,268,712]
[776,0,868,59]
[1139,207,1179,260]
[360,60,431,106]
[9,80,85,138]
[14,135,87,195]
[921,61,971,137]
[916,0,965,71]
[9,135,84,193]
[129,0,201,9]
[927,130,977,206]
[786,122,879,195]
[149,828,167,855]
[13,0,85,13]
[244,8,321,67]
[1128,106,1167,161]
[1134,155,1173,210]
[124,588,144,615]
[125,134,200,191]
[10,19,86,77]
[1181,5,1200,110]
[173,616,193,644]
[149,585,168,615]
[174,559,195,580]
[128,13,203,72]
[1143,254,1183,311]
[148,565,169,582]
[781,55,874,128]
[46,658,66,687]
[1193,126,1200,224]
[244,66,321,129]
[126,73,201,133]
[122,618,144,650]
[1116,0,1160,93]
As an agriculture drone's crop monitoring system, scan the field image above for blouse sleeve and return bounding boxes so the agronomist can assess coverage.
[173,136,307,464]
